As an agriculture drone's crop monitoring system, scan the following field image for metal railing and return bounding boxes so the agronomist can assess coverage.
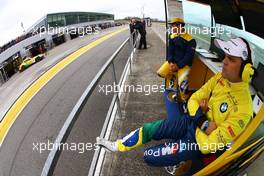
[41,31,139,176]
[88,31,139,176]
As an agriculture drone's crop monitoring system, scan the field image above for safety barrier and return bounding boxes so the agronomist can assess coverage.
[41,31,140,176]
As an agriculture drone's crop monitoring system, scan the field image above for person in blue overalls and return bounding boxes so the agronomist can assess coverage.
[157,18,196,113]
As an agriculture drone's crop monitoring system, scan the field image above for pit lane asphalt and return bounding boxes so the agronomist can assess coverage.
[0,28,129,176]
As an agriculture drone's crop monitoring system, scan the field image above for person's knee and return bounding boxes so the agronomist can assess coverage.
[143,148,161,166]
[144,154,155,166]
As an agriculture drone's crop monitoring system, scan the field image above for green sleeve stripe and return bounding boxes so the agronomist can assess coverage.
[142,120,163,144]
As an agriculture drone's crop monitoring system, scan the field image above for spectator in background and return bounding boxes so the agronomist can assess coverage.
[38,46,43,54]
[43,43,48,55]
[129,18,137,46]
[129,18,136,34]
[134,20,147,49]
[141,18,146,30]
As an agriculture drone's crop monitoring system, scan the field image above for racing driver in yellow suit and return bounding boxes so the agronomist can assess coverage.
[97,37,255,175]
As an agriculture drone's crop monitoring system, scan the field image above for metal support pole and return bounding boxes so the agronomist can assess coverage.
[129,57,132,75]
[116,94,122,118]
[130,33,133,53]
[164,0,169,60]
[129,36,133,75]
[111,62,122,118]
[111,61,118,84]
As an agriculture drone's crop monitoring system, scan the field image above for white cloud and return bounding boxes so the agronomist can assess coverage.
[0,0,165,46]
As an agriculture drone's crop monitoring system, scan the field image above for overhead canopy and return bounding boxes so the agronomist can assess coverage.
[187,0,264,38]
[210,0,242,29]
[238,0,264,38]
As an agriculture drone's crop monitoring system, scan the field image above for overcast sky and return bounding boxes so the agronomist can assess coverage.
[0,0,165,46]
